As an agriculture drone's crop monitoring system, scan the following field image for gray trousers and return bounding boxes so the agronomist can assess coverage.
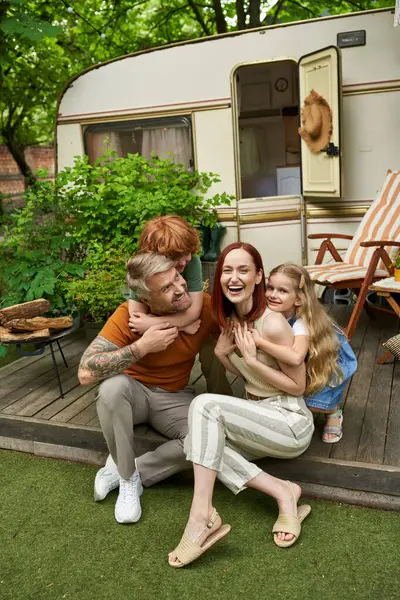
[97,338,232,484]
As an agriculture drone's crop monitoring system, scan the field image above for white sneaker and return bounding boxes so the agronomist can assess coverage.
[114,470,143,524]
[94,455,120,502]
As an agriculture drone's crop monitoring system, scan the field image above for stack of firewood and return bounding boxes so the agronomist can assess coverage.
[0,299,73,342]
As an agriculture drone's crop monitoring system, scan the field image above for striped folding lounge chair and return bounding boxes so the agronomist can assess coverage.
[305,170,400,339]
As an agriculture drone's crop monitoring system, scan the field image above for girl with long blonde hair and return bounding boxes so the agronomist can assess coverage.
[252,263,357,443]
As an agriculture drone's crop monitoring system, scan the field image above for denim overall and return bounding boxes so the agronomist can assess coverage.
[288,318,358,411]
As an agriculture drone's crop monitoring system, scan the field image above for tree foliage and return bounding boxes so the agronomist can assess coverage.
[0,0,393,182]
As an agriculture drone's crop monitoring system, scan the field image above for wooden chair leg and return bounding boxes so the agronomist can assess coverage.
[345,249,382,340]
[377,350,393,365]
[345,281,372,339]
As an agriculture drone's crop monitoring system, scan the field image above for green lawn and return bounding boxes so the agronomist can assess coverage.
[1,450,399,600]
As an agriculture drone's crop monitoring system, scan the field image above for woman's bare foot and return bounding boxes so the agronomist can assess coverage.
[168,509,222,567]
[275,481,301,542]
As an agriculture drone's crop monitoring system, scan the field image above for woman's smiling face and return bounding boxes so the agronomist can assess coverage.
[220,248,262,307]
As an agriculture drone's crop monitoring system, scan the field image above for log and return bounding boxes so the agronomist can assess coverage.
[5,316,73,332]
[0,299,50,324]
[0,328,50,343]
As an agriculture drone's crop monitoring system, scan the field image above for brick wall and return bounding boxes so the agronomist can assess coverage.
[0,145,55,211]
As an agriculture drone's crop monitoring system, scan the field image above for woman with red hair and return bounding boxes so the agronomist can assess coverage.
[168,243,314,567]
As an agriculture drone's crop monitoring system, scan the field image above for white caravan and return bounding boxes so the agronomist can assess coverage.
[56,8,399,274]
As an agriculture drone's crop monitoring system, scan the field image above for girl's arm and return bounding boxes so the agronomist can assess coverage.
[129,291,203,333]
[262,320,306,396]
[235,320,306,396]
[252,328,309,366]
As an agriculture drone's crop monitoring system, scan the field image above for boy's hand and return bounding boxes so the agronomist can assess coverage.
[137,323,178,354]
[129,312,156,334]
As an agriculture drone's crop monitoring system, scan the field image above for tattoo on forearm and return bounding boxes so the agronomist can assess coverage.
[79,336,142,382]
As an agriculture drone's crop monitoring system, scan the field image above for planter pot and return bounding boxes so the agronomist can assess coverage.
[83,321,104,342]
[394,268,400,283]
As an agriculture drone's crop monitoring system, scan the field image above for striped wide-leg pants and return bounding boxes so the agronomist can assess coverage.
[184,393,314,494]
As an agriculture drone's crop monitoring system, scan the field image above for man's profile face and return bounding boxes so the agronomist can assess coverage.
[145,267,193,315]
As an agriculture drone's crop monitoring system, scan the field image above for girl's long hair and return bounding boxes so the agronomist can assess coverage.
[212,243,266,328]
[269,263,342,395]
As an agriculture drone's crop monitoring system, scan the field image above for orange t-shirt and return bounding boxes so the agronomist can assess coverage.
[99,293,218,391]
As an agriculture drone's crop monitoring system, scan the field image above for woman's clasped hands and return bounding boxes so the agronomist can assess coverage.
[215,321,236,359]
[215,320,258,365]
[234,322,257,364]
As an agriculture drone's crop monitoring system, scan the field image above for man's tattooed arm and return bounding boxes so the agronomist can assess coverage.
[78,335,143,385]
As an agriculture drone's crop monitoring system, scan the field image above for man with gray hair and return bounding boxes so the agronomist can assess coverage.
[78,252,230,524]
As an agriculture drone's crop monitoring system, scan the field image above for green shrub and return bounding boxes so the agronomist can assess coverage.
[62,246,128,323]
[57,148,231,254]
[0,176,84,313]
[0,151,232,329]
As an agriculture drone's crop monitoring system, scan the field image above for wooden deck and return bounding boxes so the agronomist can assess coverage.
[1,305,399,505]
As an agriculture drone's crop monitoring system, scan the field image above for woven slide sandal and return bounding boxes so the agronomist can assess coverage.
[168,508,231,568]
[272,482,311,548]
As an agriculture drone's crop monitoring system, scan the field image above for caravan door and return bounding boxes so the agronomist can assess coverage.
[298,46,343,198]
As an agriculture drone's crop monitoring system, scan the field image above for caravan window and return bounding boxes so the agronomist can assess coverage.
[84,116,193,168]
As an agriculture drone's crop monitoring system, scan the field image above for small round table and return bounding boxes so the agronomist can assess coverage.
[2,320,80,398]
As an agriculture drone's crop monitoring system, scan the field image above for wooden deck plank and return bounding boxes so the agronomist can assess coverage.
[4,372,81,417]
[356,316,398,464]
[0,336,85,392]
[35,384,97,421]
[0,413,107,452]
[306,415,329,457]
[0,331,83,381]
[330,317,383,462]
[68,398,98,425]
[1,355,82,415]
[51,387,99,423]
[384,359,400,467]
[87,415,100,427]
[0,339,86,409]
[261,455,400,497]
[0,353,83,414]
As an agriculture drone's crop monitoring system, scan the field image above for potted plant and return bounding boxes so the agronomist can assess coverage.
[394,252,400,283]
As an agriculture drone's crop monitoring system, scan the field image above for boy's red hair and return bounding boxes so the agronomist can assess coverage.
[138,216,200,260]
[212,242,266,328]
